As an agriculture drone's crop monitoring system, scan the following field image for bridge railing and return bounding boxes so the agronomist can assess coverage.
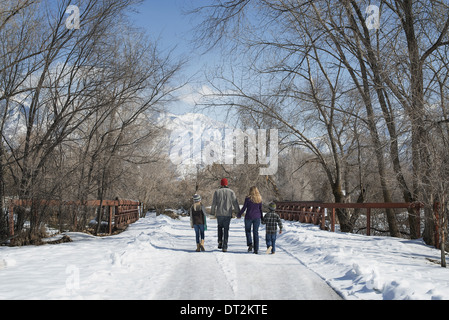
[7,199,141,238]
[111,200,140,231]
[275,201,423,237]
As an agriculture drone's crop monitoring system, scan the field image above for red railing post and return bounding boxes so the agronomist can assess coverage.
[8,202,14,238]
[331,208,336,232]
[320,208,325,230]
[115,202,120,228]
[366,208,371,236]
[108,206,113,234]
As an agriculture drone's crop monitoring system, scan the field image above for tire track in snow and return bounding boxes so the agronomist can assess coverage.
[143,215,237,299]
[149,215,342,300]
[213,249,238,296]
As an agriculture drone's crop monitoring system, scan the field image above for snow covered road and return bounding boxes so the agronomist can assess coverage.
[145,215,341,300]
[2,211,449,300]
[0,213,341,300]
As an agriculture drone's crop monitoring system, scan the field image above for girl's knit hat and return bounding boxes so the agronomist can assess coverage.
[193,194,202,203]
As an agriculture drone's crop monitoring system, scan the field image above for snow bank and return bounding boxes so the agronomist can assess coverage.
[277,220,449,300]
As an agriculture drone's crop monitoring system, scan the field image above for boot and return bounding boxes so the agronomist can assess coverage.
[200,239,205,252]
[196,243,201,252]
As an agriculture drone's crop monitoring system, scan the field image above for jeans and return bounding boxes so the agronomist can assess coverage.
[266,233,277,253]
[245,218,261,252]
[194,224,205,244]
[217,216,232,249]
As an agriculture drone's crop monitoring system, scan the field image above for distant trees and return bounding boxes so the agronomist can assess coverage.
[192,0,449,244]
[0,0,182,242]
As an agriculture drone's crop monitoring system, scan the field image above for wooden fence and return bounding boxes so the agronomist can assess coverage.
[7,199,141,238]
[275,201,423,237]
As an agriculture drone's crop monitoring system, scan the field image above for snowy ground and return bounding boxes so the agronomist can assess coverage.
[1,212,448,300]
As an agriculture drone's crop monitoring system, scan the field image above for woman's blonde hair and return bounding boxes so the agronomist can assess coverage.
[248,186,262,204]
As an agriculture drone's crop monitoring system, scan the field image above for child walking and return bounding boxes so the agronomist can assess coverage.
[190,194,207,252]
[262,202,283,254]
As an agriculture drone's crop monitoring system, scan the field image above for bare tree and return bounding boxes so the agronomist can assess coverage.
[192,1,383,232]
[191,0,449,240]
[0,0,183,241]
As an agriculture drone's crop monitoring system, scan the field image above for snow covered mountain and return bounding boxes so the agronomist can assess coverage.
[158,112,279,177]
[157,112,229,133]
[157,112,231,177]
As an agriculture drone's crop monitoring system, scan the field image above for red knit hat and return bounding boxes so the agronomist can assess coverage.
[221,178,228,186]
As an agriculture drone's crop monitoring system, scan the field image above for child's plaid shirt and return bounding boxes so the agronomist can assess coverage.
[262,211,283,234]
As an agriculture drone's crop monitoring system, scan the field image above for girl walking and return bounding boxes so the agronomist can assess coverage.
[190,194,207,252]
[237,186,263,254]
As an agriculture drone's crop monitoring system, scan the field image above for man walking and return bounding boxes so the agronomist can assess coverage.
[211,178,240,252]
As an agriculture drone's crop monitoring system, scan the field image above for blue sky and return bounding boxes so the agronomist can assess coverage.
[132,1,194,55]
[130,1,221,118]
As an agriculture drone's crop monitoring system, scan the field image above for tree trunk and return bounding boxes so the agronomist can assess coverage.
[332,184,352,232]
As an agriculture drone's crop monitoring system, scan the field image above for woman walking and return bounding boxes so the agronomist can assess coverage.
[190,194,207,252]
[237,186,263,254]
